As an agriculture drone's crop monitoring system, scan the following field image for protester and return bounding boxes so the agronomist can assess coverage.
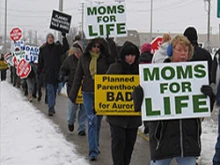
[106,41,142,165]
[183,26,212,83]
[37,33,69,116]
[59,41,87,136]
[133,35,214,165]
[152,33,171,63]
[212,48,220,165]
[69,37,114,161]
[139,43,153,63]
[26,62,37,102]
[0,54,8,81]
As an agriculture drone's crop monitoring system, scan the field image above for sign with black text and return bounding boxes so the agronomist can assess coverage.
[95,75,140,116]
[50,10,72,33]
[139,61,211,121]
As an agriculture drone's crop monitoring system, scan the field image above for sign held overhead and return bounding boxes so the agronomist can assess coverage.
[50,10,72,33]
[85,3,127,39]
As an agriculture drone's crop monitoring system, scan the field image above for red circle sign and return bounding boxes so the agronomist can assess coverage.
[16,59,31,79]
[10,27,22,41]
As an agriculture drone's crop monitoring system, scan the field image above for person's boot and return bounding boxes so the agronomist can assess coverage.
[28,93,33,102]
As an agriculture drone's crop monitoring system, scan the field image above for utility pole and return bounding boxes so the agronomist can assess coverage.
[4,0,7,54]
[149,0,153,42]
[204,0,211,52]
[58,0,63,41]
[81,3,84,39]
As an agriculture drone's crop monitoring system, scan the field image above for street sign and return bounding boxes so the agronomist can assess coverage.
[218,0,220,18]
[16,59,31,79]
[150,36,162,54]
[10,27,22,41]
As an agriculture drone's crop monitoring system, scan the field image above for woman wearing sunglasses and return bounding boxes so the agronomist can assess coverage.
[69,37,114,161]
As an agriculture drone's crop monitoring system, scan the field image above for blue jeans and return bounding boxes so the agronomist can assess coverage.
[57,82,63,94]
[68,98,87,133]
[82,92,103,158]
[151,157,196,165]
[213,109,220,165]
[46,84,58,112]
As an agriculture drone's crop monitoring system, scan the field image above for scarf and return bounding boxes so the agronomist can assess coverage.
[89,51,100,79]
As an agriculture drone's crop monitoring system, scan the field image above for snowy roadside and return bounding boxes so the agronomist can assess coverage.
[0,80,218,165]
[0,81,89,165]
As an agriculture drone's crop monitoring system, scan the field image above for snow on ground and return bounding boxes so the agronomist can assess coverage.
[200,113,218,164]
[0,81,89,165]
[0,80,219,165]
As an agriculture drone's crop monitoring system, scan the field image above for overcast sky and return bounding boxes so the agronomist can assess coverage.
[0,0,219,39]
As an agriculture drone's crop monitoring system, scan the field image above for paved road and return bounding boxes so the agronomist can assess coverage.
[32,91,178,165]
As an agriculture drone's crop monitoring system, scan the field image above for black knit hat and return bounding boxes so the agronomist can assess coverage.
[119,41,140,60]
[183,27,198,43]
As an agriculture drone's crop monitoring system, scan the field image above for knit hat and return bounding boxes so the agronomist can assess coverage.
[72,41,83,53]
[183,27,198,43]
[141,43,151,53]
[119,41,140,60]
[46,33,54,40]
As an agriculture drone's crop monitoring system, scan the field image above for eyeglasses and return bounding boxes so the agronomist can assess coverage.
[93,45,100,48]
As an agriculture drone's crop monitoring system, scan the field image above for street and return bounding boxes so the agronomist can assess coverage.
[32,91,178,165]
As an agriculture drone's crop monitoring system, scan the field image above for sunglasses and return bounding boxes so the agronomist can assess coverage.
[93,45,100,48]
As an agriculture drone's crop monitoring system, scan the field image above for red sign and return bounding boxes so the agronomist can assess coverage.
[16,59,31,79]
[151,36,163,54]
[10,27,22,41]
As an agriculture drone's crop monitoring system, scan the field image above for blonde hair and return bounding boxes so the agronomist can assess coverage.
[68,46,82,56]
[171,35,194,60]
[162,33,171,43]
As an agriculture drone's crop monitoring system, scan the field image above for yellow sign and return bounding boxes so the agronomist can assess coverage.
[75,86,83,104]
[0,61,8,70]
[95,75,141,116]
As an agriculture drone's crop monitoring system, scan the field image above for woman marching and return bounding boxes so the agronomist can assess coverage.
[69,37,114,161]
[138,35,214,165]
[106,41,142,165]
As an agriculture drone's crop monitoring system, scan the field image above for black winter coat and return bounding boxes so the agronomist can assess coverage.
[37,37,69,84]
[149,59,201,160]
[69,38,114,103]
[191,45,212,83]
[59,55,78,96]
[106,62,142,128]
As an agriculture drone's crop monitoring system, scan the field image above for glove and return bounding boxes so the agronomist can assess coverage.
[132,85,144,112]
[200,85,215,97]
[61,32,66,37]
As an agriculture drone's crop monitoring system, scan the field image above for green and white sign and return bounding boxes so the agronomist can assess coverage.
[139,61,211,121]
[85,3,127,39]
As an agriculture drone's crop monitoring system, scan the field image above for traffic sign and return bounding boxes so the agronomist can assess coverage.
[150,36,162,54]
[16,59,31,79]
[10,27,22,41]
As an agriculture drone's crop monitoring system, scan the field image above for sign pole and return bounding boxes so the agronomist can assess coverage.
[218,0,220,18]
[4,0,7,54]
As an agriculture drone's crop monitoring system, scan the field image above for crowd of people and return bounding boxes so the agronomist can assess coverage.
[1,26,220,165]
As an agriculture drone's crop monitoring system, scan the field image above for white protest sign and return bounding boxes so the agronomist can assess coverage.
[24,45,39,62]
[139,61,211,121]
[10,40,25,53]
[85,3,127,39]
